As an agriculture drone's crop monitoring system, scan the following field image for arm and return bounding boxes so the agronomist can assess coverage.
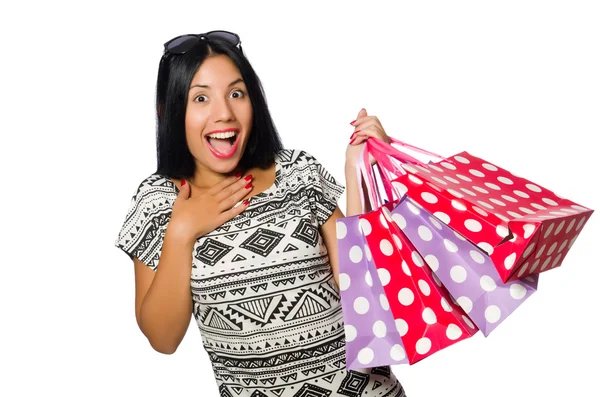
[134,230,194,355]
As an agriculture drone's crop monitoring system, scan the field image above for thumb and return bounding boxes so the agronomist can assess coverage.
[177,179,191,199]
[356,108,367,120]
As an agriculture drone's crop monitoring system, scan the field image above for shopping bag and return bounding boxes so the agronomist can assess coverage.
[366,137,594,283]
[336,214,409,369]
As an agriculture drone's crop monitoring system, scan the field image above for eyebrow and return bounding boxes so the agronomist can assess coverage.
[190,78,245,89]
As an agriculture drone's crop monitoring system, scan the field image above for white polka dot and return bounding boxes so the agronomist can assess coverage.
[462,315,476,329]
[434,212,451,224]
[373,320,387,338]
[571,205,588,211]
[345,325,357,342]
[543,198,558,206]
[402,164,419,174]
[432,176,448,185]
[530,203,546,211]
[566,218,576,233]
[421,192,438,204]
[418,280,431,296]
[558,240,568,253]
[417,225,433,242]
[461,188,477,196]
[485,182,501,190]
[448,189,465,199]
[379,213,389,229]
[393,181,408,197]
[401,260,411,276]
[450,266,467,283]
[490,198,506,207]
[446,324,463,340]
[390,344,406,361]
[407,201,421,215]
[496,213,510,222]
[395,318,408,336]
[392,235,402,250]
[411,251,425,267]
[510,284,527,300]
[544,223,555,239]
[523,243,536,258]
[408,174,423,185]
[504,253,517,269]
[469,169,485,177]
[454,231,467,241]
[540,256,552,271]
[380,239,394,256]
[496,225,509,238]
[465,219,482,232]
[416,165,431,174]
[502,195,518,203]
[365,271,373,287]
[480,275,497,292]
[432,272,443,287]
[452,200,467,211]
[485,305,502,323]
[441,161,457,170]
[339,273,351,291]
[398,288,415,306]
[478,242,494,255]
[416,338,432,355]
[444,176,460,184]
[392,213,407,230]
[514,190,530,198]
[429,164,444,173]
[478,200,494,210]
[473,186,489,194]
[336,222,347,239]
[429,216,443,230]
[507,211,523,218]
[378,268,391,286]
[576,217,587,231]
[547,241,558,256]
[530,259,541,273]
[552,253,563,267]
[358,348,374,364]
[422,307,437,324]
[517,262,529,278]
[349,246,363,263]
[457,296,473,313]
[550,211,568,216]
[455,155,470,164]
[470,250,485,264]
[526,183,542,192]
[380,294,390,311]
[441,297,453,312]
[482,163,498,171]
[535,244,546,259]
[382,207,392,222]
[444,239,459,253]
[522,224,536,239]
[424,254,439,271]
[354,297,370,314]
[520,206,536,214]
[472,206,488,217]
[498,176,514,185]
[365,244,372,261]
[457,174,472,182]
[359,219,372,236]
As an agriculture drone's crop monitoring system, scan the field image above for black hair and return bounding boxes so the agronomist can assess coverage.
[154,37,284,179]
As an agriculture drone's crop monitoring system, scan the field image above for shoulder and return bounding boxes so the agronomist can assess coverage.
[275,148,322,170]
[122,173,178,228]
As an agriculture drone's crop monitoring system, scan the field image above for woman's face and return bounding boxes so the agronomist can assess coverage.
[185,54,253,175]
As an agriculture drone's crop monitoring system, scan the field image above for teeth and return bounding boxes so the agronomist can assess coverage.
[208,131,236,139]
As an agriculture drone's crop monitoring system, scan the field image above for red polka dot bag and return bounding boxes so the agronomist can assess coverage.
[365,137,594,284]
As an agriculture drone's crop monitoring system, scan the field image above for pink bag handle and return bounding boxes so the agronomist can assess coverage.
[356,146,396,212]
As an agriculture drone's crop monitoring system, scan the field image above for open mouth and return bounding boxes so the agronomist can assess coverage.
[205,130,240,157]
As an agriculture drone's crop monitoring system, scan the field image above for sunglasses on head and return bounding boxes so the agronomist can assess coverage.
[163,30,241,54]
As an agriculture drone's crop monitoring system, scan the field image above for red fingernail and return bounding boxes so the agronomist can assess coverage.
[350,120,356,125]
[243,199,250,206]
[181,180,186,186]
[235,172,242,178]
[244,174,253,181]
[350,138,356,145]
[245,182,252,189]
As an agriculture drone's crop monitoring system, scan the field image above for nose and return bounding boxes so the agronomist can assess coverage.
[212,96,235,123]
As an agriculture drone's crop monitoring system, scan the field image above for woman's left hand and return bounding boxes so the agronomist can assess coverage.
[345,108,391,167]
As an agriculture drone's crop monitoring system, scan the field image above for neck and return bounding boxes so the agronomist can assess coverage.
[189,164,243,189]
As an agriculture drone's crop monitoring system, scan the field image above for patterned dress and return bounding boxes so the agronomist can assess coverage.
[115,149,407,397]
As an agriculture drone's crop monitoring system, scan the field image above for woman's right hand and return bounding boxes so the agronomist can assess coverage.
[168,174,253,243]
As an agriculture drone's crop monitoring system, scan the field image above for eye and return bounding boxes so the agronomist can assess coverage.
[194,94,208,103]
[230,89,245,99]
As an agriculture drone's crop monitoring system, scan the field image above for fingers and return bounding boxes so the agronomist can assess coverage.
[220,198,250,223]
[176,179,191,200]
[214,173,253,203]
[207,172,244,196]
[218,177,254,212]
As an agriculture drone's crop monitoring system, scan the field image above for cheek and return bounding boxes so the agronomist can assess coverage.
[185,107,209,138]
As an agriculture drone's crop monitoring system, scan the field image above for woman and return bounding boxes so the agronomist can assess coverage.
[115,30,407,397]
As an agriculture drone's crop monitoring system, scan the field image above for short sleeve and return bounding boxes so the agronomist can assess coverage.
[302,151,345,227]
[114,175,177,271]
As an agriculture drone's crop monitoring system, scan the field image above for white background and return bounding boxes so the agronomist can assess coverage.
[2,1,599,396]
